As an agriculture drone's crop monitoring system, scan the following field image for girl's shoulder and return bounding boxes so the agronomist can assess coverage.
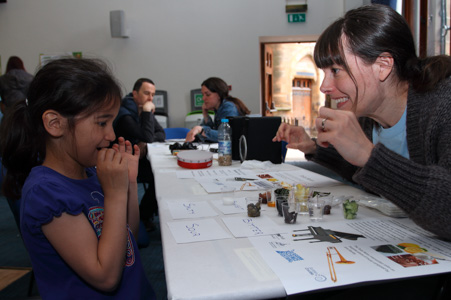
[21,166,102,228]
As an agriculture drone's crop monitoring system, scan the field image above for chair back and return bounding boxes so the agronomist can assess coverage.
[164,127,190,139]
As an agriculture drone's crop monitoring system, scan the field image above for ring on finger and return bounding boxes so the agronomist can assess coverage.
[321,118,328,131]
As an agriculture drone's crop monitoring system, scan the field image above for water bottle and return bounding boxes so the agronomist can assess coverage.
[218,119,232,166]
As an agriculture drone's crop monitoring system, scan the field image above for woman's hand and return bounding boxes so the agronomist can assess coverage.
[316,107,374,167]
[272,123,316,154]
[202,103,209,115]
[111,137,140,183]
[185,125,203,142]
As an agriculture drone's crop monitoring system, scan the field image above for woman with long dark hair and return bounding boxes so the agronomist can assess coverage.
[274,4,451,240]
[185,77,250,142]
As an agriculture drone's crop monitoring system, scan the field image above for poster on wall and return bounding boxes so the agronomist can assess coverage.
[39,52,82,67]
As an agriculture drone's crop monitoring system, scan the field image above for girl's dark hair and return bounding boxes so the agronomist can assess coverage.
[314,4,451,94]
[0,58,122,200]
[201,77,251,115]
[6,56,26,73]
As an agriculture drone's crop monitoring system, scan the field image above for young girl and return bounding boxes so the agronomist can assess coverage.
[0,58,156,299]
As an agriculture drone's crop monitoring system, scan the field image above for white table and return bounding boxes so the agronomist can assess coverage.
[147,142,451,300]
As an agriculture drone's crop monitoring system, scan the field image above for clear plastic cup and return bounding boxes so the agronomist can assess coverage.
[282,202,298,224]
[276,195,288,216]
[246,196,262,217]
[342,199,359,219]
[308,198,325,222]
[221,186,236,206]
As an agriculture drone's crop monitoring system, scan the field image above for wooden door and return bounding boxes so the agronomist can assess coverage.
[292,78,312,130]
[262,45,273,116]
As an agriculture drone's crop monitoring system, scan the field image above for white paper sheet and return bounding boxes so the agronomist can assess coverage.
[193,167,341,193]
[167,218,233,243]
[221,215,288,238]
[249,217,451,295]
[256,169,341,188]
[167,200,218,219]
[176,168,255,179]
[195,178,275,193]
[210,198,267,215]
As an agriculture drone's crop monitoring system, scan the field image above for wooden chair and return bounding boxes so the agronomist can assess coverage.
[0,266,33,294]
[2,196,35,297]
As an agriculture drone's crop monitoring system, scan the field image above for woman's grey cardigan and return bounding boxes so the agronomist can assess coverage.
[306,79,451,240]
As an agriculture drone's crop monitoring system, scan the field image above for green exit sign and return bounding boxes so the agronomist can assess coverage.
[287,13,306,23]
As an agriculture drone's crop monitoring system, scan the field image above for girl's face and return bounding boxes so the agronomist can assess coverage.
[201,85,221,110]
[319,39,382,118]
[68,101,120,168]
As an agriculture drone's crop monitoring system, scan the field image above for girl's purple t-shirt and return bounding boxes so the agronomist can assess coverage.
[20,166,155,300]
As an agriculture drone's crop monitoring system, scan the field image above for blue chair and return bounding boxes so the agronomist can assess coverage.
[164,127,190,139]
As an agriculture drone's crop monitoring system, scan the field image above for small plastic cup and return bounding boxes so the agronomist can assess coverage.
[221,186,236,206]
[268,184,283,208]
[282,202,298,224]
[308,198,325,222]
[276,195,288,216]
[246,196,262,217]
[258,189,272,205]
[292,184,311,215]
[318,194,334,215]
[342,199,359,219]
[296,194,311,216]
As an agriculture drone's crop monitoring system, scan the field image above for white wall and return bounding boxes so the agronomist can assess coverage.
[0,0,364,127]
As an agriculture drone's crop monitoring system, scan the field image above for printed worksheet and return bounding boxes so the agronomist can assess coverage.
[176,168,255,179]
[256,169,342,188]
[249,217,451,295]
[191,168,343,194]
[195,177,274,193]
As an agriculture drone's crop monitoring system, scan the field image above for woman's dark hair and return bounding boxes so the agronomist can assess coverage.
[201,77,250,115]
[6,56,26,73]
[0,58,122,200]
[314,4,451,95]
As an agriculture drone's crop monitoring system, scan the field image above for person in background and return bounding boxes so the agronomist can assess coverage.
[185,77,250,142]
[0,58,155,299]
[0,56,34,116]
[113,78,165,232]
[273,4,451,241]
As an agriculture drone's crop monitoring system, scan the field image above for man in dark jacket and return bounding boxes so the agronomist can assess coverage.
[114,78,165,231]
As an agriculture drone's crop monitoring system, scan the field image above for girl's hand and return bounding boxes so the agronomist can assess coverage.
[96,148,129,197]
[272,123,316,154]
[112,137,140,183]
[316,107,374,167]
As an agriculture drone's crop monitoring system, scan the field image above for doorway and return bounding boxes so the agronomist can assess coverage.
[260,36,324,137]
